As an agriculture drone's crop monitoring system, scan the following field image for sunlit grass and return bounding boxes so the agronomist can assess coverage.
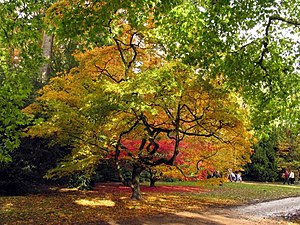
[155,180,300,205]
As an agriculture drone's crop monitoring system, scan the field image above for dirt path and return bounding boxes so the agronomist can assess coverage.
[108,209,291,225]
[109,197,300,225]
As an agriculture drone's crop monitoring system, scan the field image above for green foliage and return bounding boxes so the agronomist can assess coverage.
[0,0,46,162]
[0,67,35,162]
[153,1,300,131]
[46,0,182,47]
[244,135,278,182]
[67,173,92,190]
[51,39,79,76]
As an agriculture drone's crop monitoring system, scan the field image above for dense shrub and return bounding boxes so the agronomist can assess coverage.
[0,137,70,195]
[244,136,278,182]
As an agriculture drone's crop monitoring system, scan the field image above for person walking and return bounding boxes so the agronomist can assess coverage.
[283,169,290,185]
[289,170,295,185]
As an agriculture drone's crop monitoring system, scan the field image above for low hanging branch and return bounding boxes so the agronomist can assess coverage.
[196,150,219,171]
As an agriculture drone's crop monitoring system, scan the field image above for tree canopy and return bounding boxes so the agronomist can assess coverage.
[24,42,253,199]
[43,0,300,130]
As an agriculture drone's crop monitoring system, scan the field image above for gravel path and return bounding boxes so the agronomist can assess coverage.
[236,196,300,218]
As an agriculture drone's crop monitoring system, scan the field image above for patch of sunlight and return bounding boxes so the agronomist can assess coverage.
[127,205,141,209]
[146,196,160,201]
[159,207,176,213]
[74,198,115,207]
[59,188,78,192]
[2,203,14,211]
[49,187,59,191]
[126,200,143,210]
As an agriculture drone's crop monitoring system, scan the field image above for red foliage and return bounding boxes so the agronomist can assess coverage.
[93,182,207,193]
[120,138,215,163]
[110,138,220,181]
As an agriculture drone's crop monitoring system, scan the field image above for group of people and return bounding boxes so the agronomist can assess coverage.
[282,169,295,185]
[228,169,242,182]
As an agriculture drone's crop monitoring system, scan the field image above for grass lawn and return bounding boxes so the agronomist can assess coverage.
[1,180,300,224]
[191,180,300,204]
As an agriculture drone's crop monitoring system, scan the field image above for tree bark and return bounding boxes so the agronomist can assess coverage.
[130,165,143,200]
[39,32,54,84]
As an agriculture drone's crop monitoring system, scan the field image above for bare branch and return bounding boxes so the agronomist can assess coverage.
[95,63,124,83]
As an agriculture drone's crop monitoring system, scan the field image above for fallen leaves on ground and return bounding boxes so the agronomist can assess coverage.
[2,182,300,224]
[0,182,212,224]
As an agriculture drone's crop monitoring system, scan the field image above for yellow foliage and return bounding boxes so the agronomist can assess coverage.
[25,20,253,180]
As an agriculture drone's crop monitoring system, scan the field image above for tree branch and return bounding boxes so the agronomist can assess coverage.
[270,16,300,26]
[196,150,219,171]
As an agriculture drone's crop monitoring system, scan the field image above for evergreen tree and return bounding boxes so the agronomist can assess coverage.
[244,135,278,182]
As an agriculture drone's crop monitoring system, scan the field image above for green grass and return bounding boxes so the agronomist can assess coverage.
[156,180,300,205]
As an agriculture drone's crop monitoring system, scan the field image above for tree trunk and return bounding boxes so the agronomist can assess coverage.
[130,165,143,200]
[150,178,156,187]
[149,169,160,187]
[39,32,54,84]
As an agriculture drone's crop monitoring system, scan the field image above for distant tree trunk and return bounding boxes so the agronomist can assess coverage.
[149,168,161,187]
[150,178,156,187]
[130,165,143,200]
[39,32,54,84]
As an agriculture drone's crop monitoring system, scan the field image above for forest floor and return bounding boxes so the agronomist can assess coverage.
[1,181,300,225]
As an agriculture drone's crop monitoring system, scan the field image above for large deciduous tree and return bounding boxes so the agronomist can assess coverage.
[24,0,300,198]
[25,23,253,199]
